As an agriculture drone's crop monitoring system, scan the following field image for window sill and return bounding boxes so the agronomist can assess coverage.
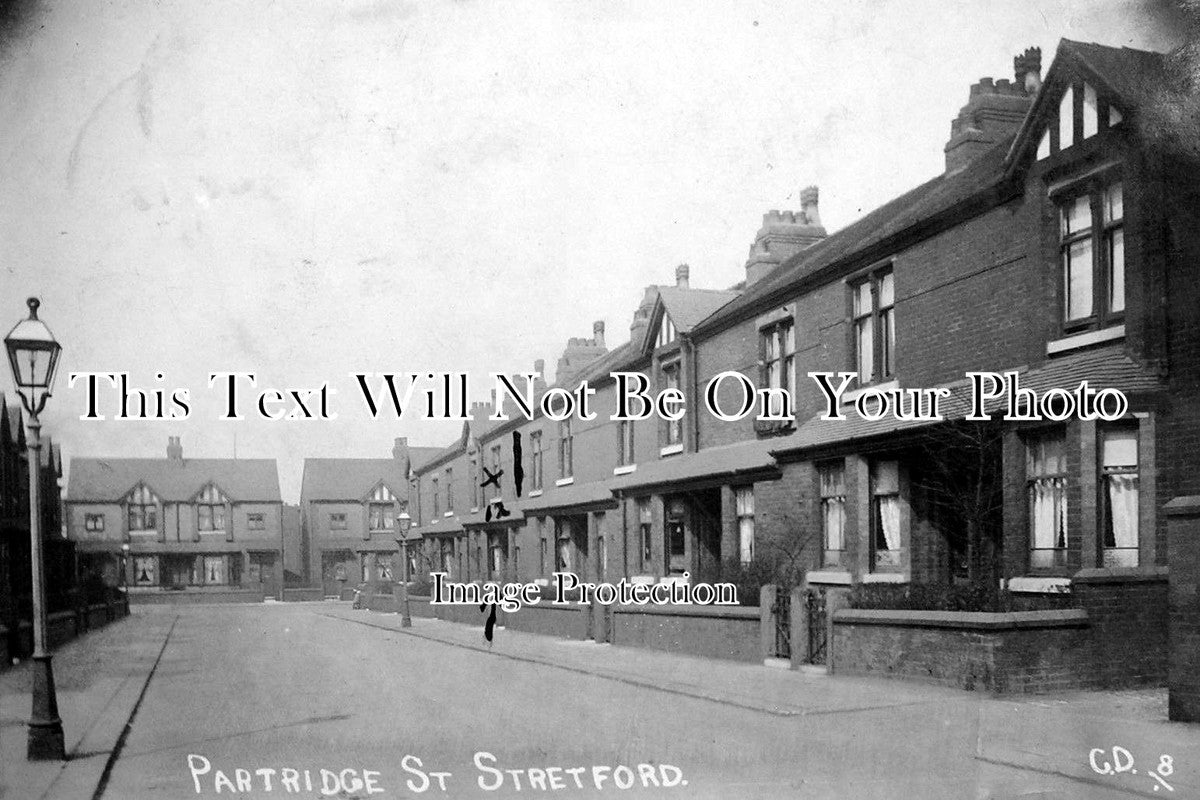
[862,572,908,584]
[805,570,852,586]
[128,530,157,537]
[1046,324,1125,355]
[443,511,453,517]
[659,444,684,457]
[1007,576,1072,594]
[528,490,544,498]
[841,380,898,405]
[555,477,575,487]
[613,464,637,476]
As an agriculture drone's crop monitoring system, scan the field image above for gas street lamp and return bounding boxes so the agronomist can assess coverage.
[4,297,65,761]
[394,510,413,628]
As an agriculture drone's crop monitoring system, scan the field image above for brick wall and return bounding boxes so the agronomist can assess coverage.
[832,609,1094,692]
[1167,498,1200,721]
[610,604,761,662]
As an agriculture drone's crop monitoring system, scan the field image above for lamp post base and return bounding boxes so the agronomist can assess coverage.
[27,654,65,760]
[398,582,412,628]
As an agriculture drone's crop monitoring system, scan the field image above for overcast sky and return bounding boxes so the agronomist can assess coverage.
[0,0,1185,502]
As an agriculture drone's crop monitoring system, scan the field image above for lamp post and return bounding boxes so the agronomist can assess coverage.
[395,510,413,628]
[120,543,130,591]
[5,297,65,761]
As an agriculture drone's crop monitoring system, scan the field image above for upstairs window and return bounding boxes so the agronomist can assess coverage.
[557,421,573,479]
[760,318,795,417]
[491,445,503,498]
[661,360,683,448]
[1101,427,1139,568]
[444,468,454,514]
[369,484,396,531]
[1060,181,1124,331]
[247,513,265,530]
[197,484,227,532]
[469,455,480,509]
[617,419,635,466]
[85,513,105,532]
[851,269,895,385]
[432,477,440,517]
[126,484,158,533]
[330,512,347,530]
[530,432,544,490]
[1027,431,1068,569]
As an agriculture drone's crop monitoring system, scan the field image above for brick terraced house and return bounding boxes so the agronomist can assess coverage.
[66,437,284,601]
[406,40,1199,691]
[299,438,438,598]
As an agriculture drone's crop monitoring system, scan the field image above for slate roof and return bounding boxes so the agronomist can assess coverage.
[772,345,1165,456]
[609,437,782,493]
[657,286,740,333]
[1059,39,1167,107]
[696,141,1013,333]
[68,458,281,503]
[520,481,617,513]
[299,458,408,502]
[699,40,1169,336]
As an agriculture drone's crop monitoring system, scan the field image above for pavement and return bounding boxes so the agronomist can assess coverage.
[1,602,1198,800]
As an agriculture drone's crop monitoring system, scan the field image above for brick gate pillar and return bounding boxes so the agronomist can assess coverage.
[1166,495,1200,722]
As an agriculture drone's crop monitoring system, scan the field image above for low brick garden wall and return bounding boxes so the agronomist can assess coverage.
[610,604,762,662]
[4,595,131,663]
[129,587,266,604]
[283,587,324,602]
[831,608,1092,692]
[503,603,589,640]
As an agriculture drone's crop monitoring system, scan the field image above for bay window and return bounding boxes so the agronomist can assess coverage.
[1101,427,1139,567]
[1027,431,1068,569]
[870,460,902,571]
[735,487,755,565]
[819,462,846,568]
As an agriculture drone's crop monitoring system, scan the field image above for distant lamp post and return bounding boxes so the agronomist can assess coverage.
[4,297,65,761]
[120,543,131,591]
[395,510,413,628]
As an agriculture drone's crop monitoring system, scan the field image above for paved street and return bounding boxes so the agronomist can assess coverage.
[6,604,1200,800]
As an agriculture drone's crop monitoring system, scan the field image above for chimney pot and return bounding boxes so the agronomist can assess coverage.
[534,358,545,376]
[593,320,606,348]
[800,186,820,226]
[167,436,182,460]
[1014,46,1042,94]
[675,264,690,289]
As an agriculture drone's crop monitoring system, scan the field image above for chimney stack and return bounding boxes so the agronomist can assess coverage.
[593,320,606,349]
[944,49,1039,173]
[743,187,827,286]
[1014,47,1042,94]
[800,186,821,227]
[392,437,408,460]
[167,436,182,460]
[675,264,690,289]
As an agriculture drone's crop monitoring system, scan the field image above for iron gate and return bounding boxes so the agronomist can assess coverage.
[772,584,791,658]
[805,587,828,665]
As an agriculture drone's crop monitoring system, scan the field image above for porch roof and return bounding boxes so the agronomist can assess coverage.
[609,437,782,493]
[773,345,1164,459]
[520,481,617,514]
